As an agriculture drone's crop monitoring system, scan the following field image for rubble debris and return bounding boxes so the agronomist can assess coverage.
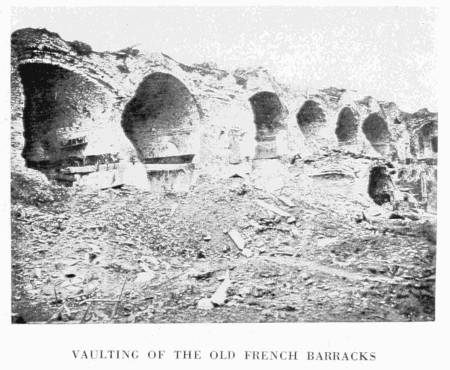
[197,251,206,259]
[227,229,246,251]
[287,216,296,224]
[277,195,295,208]
[10,127,436,323]
[255,199,291,217]
[210,270,231,306]
[47,303,73,323]
[11,314,27,324]
[135,271,156,284]
[188,267,215,280]
[111,277,128,320]
[197,297,214,310]
[232,183,250,195]
[390,212,420,221]
[242,248,253,258]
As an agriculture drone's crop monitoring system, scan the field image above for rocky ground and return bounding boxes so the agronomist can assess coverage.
[11,158,436,323]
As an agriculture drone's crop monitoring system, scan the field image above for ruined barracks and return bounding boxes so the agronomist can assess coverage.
[10,28,438,210]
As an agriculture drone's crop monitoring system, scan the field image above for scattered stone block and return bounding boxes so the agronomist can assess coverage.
[255,199,291,218]
[227,229,246,251]
[277,195,295,208]
[197,298,214,310]
[210,270,231,306]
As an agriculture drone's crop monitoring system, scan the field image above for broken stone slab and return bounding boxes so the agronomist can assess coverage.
[250,285,273,298]
[255,199,291,218]
[310,168,355,179]
[316,237,339,247]
[210,270,231,306]
[197,298,214,310]
[60,165,97,174]
[389,212,420,221]
[300,272,311,280]
[227,229,246,251]
[286,216,296,224]
[277,195,295,208]
[238,286,252,297]
[188,268,215,280]
[134,271,156,284]
[47,303,74,323]
[242,248,253,258]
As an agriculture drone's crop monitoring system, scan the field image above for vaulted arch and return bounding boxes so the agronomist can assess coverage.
[249,92,286,138]
[418,122,438,157]
[368,166,395,205]
[18,62,114,169]
[249,91,287,159]
[121,72,201,163]
[296,100,326,139]
[362,113,391,155]
[335,107,359,144]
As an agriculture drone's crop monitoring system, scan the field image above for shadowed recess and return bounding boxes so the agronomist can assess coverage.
[335,107,359,144]
[418,122,438,156]
[362,113,391,155]
[249,91,287,141]
[19,63,110,168]
[121,72,200,163]
[296,100,327,138]
[368,166,395,205]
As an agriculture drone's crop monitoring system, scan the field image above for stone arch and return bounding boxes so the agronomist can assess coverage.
[18,62,116,170]
[335,107,359,144]
[296,100,327,139]
[368,166,395,205]
[417,122,438,157]
[249,91,287,159]
[362,113,391,155]
[121,72,201,163]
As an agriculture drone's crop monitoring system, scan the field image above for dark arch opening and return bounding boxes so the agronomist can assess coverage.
[417,122,438,157]
[431,136,438,153]
[249,92,286,138]
[121,72,200,163]
[335,107,359,144]
[18,63,111,170]
[249,91,287,159]
[362,113,391,155]
[368,166,395,205]
[296,100,326,138]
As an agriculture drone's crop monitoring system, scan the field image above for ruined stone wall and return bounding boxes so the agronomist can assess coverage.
[19,63,124,164]
[11,51,25,170]
[10,28,438,195]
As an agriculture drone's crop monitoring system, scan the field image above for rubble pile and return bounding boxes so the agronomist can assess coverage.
[10,28,436,323]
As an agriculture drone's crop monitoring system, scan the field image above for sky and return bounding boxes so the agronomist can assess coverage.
[11,6,437,112]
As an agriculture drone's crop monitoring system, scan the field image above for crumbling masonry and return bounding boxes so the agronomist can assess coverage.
[11,28,438,209]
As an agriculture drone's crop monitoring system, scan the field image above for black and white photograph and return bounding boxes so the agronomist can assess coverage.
[8,5,439,326]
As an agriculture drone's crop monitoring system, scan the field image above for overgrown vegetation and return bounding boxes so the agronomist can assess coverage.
[68,40,93,56]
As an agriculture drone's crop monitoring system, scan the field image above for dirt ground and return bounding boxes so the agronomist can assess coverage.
[11,160,435,323]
